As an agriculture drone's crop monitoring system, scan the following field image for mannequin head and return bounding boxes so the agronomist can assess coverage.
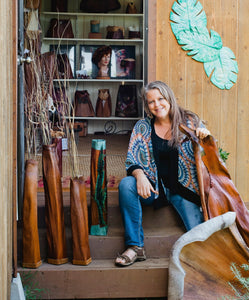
[92,46,112,78]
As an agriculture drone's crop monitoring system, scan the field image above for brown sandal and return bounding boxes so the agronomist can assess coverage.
[115,246,146,267]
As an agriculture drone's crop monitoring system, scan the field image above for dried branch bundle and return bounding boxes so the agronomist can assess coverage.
[24,9,80,177]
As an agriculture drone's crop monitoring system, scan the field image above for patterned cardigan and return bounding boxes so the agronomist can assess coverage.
[125,117,200,197]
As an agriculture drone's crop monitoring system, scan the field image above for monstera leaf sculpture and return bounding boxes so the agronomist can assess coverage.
[170,0,238,90]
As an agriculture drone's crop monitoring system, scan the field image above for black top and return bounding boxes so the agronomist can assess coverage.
[127,119,200,208]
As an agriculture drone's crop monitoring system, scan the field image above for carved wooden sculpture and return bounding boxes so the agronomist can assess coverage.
[22,159,42,268]
[168,125,249,299]
[90,139,108,235]
[168,212,249,300]
[42,143,68,264]
[70,176,92,265]
[180,124,249,247]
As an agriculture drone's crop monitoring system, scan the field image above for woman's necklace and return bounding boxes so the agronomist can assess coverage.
[154,121,172,140]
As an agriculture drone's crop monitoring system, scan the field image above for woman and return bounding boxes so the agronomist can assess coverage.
[115,81,210,267]
[92,45,112,79]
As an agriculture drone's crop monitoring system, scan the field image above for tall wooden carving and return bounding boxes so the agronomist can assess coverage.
[42,143,68,264]
[70,176,92,265]
[22,159,42,268]
[90,139,108,235]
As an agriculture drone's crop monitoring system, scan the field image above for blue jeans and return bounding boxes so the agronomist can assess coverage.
[118,176,204,247]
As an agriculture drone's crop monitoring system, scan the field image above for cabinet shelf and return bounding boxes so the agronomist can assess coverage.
[40,0,147,134]
[41,12,144,18]
[43,38,143,44]
[54,79,144,83]
[65,116,142,121]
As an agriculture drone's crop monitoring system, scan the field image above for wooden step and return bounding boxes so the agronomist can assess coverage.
[35,202,183,229]
[37,190,184,229]
[18,258,169,299]
[18,186,249,299]
[18,225,183,261]
[18,189,185,261]
[18,189,183,299]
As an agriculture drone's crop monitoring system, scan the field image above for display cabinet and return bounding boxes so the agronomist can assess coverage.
[40,0,147,134]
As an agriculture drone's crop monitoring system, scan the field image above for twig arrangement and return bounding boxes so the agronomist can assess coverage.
[59,81,80,178]
[24,9,80,178]
[24,42,52,155]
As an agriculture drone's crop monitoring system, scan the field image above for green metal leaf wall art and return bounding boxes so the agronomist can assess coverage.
[170,0,238,90]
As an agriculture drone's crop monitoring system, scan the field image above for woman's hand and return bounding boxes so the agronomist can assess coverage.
[196,127,210,139]
[132,169,158,199]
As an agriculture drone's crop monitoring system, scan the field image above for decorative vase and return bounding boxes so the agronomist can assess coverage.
[22,159,42,268]
[90,20,100,33]
[89,20,102,38]
[90,139,108,235]
[70,176,92,265]
[42,144,68,265]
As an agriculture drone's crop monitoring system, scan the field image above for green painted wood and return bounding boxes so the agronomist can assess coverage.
[90,139,108,235]
[177,28,222,62]
[170,0,238,90]
[204,47,238,90]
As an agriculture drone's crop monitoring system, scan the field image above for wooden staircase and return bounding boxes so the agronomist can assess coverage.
[17,188,185,299]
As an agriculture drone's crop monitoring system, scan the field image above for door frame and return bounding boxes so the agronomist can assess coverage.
[12,0,19,278]
[12,0,157,279]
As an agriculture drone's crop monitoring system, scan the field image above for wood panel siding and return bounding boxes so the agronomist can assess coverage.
[148,0,157,82]
[237,1,249,204]
[156,0,249,202]
[0,0,15,297]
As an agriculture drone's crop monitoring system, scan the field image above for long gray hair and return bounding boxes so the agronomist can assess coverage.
[142,81,201,147]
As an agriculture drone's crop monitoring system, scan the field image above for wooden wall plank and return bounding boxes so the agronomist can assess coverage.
[147,0,157,82]
[202,0,221,141]
[157,0,187,107]
[185,53,203,117]
[237,0,249,201]
[218,0,238,179]
[0,0,14,297]
[157,0,170,83]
